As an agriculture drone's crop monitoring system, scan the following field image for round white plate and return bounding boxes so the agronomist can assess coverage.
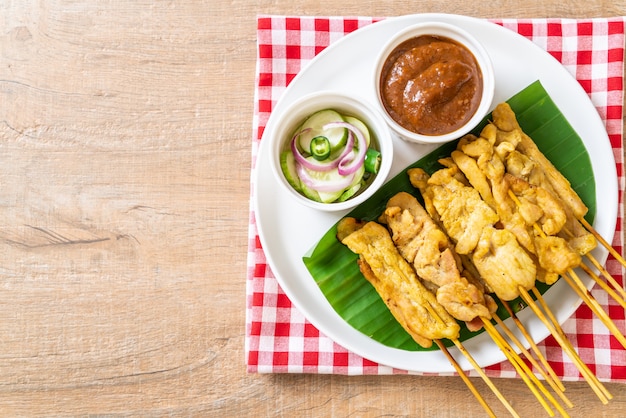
[254,13,617,373]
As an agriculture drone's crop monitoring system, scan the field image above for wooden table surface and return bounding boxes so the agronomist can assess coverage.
[1,1,625,416]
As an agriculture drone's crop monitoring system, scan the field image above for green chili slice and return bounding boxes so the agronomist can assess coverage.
[310,135,331,161]
[364,148,381,173]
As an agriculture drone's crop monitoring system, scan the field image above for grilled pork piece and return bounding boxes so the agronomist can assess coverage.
[379,192,495,330]
[409,167,537,301]
[337,218,460,348]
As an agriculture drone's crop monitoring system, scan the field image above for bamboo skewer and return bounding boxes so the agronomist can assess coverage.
[425,302,521,416]
[451,338,521,418]
[579,217,626,269]
[584,252,626,300]
[501,301,566,394]
[435,340,497,418]
[562,226,626,305]
[561,269,626,350]
[578,262,626,309]
[520,286,612,404]
[491,314,573,409]
[483,324,553,416]
[530,287,614,403]
[481,318,569,417]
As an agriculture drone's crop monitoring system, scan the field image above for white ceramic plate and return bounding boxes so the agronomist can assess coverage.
[254,13,617,373]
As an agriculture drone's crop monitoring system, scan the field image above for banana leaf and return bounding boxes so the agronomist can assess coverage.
[302,80,596,351]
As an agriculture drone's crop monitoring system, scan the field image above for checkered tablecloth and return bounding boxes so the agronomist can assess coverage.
[246,15,626,380]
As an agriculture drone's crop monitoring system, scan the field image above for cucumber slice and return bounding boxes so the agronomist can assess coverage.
[336,164,366,202]
[300,183,323,202]
[338,182,363,202]
[344,115,371,148]
[279,151,301,192]
[300,159,366,203]
[296,109,347,155]
[317,188,345,203]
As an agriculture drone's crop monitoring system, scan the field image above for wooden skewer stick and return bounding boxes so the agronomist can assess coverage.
[491,314,573,408]
[579,217,626,269]
[531,287,613,403]
[578,262,626,310]
[584,252,626,300]
[451,339,521,418]
[481,318,567,417]
[501,301,566,394]
[562,225,626,302]
[520,286,612,404]
[435,340,497,418]
[561,269,626,350]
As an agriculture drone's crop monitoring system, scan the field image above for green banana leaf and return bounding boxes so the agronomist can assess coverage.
[302,80,596,352]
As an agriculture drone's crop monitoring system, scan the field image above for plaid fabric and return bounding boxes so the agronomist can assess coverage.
[246,15,626,380]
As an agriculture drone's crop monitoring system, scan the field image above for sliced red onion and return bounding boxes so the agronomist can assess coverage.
[335,130,355,162]
[296,163,356,193]
[290,129,337,172]
[323,122,367,176]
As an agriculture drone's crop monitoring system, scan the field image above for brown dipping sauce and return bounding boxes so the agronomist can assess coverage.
[380,35,483,136]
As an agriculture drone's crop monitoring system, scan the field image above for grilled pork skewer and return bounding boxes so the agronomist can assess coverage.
[409,102,617,402]
[408,165,537,302]
[379,192,572,413]
[451,104,594,283]
[379,192,497,332]
[337,218,460,347]
[490,104,626,299]
[339,213,568,415]
[336,218,519,417]
[451,103,626,343]
[409,164,609,406]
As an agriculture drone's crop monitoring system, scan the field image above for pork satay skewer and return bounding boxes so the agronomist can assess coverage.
[408,166,537,302]
[456,105,600,283]
[409,168,562,408]
[492,102,626,269]
[450,108,626,350]
[337,218,520,418]
[507,190,626,350]
[380,191,570,405]
[460,254,569,396]
[408,166,612,404]
[489,184,618,401]
[451,128,622,399]
[455,248,567,392]
[506,121,626,303]
[457,136,626,309]
[379,192,496,331]
[381,185,562,413]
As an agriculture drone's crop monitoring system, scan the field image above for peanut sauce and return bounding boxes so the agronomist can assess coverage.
[380,35,483,136]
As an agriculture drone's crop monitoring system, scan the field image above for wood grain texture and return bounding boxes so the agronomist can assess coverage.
[0,0,624,416]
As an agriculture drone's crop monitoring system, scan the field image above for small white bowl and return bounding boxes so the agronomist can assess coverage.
[374,22,495,144]
[268,91,394,212]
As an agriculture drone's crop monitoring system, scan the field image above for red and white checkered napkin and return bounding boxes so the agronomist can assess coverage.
[246,15,626,380]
